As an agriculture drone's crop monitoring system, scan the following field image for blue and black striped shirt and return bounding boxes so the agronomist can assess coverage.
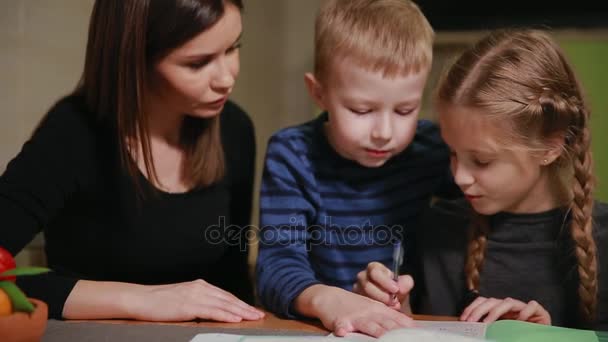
[256,112,454,317]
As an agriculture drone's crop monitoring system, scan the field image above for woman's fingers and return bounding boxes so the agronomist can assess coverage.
[194,280,264,318]
[212,296,264,320]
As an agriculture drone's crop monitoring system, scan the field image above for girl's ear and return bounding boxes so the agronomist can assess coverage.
[541,134,566,166]
[304,73,327,111]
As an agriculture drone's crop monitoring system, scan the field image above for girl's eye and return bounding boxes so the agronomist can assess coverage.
[348,108,371,115]
[474,159,491,167]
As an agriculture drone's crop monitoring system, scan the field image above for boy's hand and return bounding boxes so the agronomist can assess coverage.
[353,262,414,311]
[461,296,551,325]
[295,284,414,337]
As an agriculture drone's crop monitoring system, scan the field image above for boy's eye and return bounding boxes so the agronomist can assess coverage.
[348,108,371,115]
[395,108,414,116]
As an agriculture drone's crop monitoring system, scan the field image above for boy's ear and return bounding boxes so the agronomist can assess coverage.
[304,73,327,110]
[541,134,566,166]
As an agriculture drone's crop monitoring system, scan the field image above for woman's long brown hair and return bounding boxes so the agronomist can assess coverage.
[76,0,243,194]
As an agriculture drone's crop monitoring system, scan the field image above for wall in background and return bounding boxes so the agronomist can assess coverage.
[0,0,93,266]
[561,39,608,201]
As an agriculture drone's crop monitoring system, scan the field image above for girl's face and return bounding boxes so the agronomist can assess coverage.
[439,106,560,215]
[149,3,242,119]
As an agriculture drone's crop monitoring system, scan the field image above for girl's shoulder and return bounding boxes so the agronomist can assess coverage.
[593,200,608,242]
[418,198,471,246]
[593,201,608,225]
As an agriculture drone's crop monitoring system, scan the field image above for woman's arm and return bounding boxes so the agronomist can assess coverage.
[63,278,263,321]
[2,97,92,318]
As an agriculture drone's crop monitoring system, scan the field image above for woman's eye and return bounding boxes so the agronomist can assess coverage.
[187,58,212,70]
[227,42,242,54]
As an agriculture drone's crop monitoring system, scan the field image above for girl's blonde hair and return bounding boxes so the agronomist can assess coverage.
[436,29,597,323]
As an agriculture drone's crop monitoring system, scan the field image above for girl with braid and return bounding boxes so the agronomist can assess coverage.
[353,29,608,330]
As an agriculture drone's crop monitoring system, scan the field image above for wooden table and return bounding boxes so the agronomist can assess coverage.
[42,312,457,342]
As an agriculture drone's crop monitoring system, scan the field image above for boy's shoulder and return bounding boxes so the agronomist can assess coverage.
[266,114,326,155]
[270,117,318,143]
[412,119,445,147]
[395,119,449,162]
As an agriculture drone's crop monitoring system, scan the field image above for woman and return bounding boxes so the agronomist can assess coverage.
[0,0,264,322]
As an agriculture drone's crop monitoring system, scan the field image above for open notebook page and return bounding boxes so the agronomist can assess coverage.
[191,321,486,342]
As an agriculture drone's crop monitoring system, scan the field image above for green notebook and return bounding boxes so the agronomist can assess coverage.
[486,320,608,342]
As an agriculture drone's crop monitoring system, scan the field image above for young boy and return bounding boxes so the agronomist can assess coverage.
[256,0,454,336]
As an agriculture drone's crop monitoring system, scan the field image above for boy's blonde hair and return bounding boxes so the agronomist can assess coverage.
[314,0,434,81]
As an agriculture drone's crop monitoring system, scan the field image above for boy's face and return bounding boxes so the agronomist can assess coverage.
[306,58,428,168]
[439,106,560,215]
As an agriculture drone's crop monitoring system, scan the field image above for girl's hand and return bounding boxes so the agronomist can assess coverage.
[127,279,265,322]
[353,261,414,311]
[461,296,551,325]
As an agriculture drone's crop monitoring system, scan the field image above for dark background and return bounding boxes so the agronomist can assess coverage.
[414,1,608,30]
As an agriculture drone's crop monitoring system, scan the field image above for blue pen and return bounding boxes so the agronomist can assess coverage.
[391,240,404,303]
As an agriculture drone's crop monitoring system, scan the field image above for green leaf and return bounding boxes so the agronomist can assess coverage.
[0,280,35,313]
[0,267,50,277]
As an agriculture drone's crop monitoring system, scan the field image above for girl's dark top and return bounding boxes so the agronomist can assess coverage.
[413,198,608,330]
[0,94,256,319]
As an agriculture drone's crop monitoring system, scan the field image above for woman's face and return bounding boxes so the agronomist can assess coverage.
[149,3,242,119]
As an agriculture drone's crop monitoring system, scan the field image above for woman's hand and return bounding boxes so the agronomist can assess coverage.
[127,279,265,322]
[461,296,551,325]
[352,262,414,312]
[295,284,414,338]
[63,279,264,322]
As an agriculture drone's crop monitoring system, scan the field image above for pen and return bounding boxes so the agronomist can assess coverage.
[391,240,404,303]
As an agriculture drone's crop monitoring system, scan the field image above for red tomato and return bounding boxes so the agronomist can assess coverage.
[0,247,16,282]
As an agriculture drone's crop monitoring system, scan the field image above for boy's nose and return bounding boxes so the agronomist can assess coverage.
[371,114,392,143]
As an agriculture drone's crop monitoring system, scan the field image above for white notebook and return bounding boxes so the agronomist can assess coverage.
[190,321,486,342]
